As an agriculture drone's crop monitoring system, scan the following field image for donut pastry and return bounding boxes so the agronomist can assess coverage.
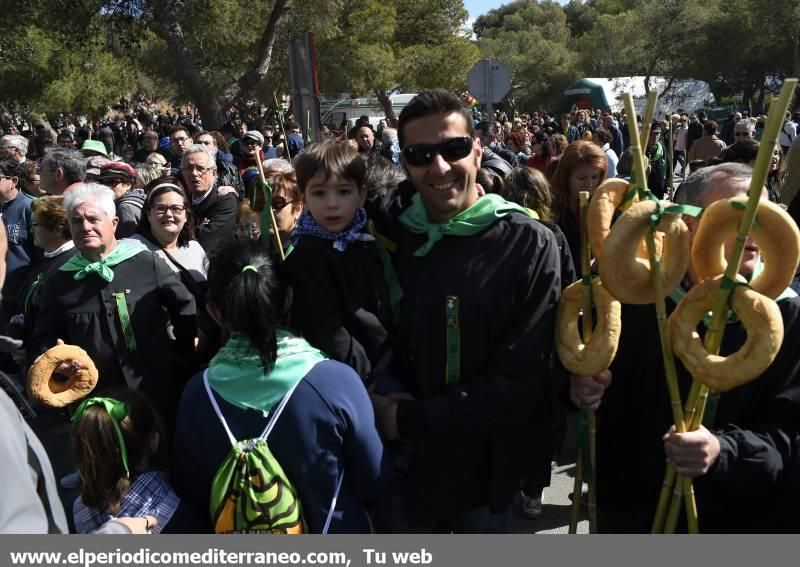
[27,344,99,408]
[669,276,783,392]
[600,200,691,304]
[556,278,622,376]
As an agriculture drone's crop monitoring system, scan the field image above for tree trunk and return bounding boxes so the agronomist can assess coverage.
[149,0,290,129]
[374,89,396,122]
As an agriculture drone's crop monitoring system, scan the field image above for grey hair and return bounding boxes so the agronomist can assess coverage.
[63,182,117,219]
[1,134,29,155]
[735,118,756,131]
[181,145,217,170]
[674,162,753,207]
[44,147,86,183]
[381,127,398,146]
[262,158,292,174]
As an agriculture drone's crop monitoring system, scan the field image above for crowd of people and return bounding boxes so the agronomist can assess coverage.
[1,89,799,534]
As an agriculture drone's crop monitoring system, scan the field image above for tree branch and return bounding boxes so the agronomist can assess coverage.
[219,0,291,103]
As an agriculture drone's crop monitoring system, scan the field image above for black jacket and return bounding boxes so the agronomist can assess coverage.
[30,251,197,424]
[283,234,393,383]
[592,296,800,533]
[368,183,562,522]
[191,184,238,256]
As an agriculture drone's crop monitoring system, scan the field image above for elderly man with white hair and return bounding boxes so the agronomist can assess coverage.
[181,144,238,254]
[30,183,197,425]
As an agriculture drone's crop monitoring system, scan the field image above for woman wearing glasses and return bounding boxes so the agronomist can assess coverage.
[127,177,207,283]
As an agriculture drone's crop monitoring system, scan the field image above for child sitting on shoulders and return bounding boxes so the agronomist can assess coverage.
[284,140,393,385]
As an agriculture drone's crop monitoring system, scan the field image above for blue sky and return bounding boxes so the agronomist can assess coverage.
[464,0,569,20]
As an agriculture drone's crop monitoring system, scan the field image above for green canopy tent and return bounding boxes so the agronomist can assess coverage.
[561,79,611,114]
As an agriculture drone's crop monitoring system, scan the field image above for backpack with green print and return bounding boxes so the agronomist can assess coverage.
[203,372,342,534]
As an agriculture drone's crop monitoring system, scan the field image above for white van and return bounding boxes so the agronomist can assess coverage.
[320,94,416,133]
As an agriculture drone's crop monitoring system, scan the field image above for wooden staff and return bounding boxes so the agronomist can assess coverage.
[253,149,286,262]
[273,92,292,161]
[569,191,597,534]
[668,113,675,200]
[662,77,798,534]
[619,92,698,533]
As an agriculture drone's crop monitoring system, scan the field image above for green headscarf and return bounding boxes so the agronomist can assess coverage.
[207,330,328,416]
[60,242,142,283]
[398,193,530,256]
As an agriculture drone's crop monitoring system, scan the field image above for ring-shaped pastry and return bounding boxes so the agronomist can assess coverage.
[691,196,800,300]
[669,276,784,392]
[600,200,690,304]
[556,278,622,376]
[27,344,99,408]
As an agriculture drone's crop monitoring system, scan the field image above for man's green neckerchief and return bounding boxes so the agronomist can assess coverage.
[206,330,328,416]
[398,193,531,256]
[60,242,143,283]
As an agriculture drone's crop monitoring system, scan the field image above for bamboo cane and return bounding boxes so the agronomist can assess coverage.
[568,451,584,533]
[620,92,698,533]
[662,77,798,533]
[253,149,286,262]
[273,92,292,161]
[578,191,598,534]
[668,114,675,200]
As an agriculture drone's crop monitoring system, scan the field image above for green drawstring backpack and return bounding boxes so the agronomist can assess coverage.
[203,371,342,533]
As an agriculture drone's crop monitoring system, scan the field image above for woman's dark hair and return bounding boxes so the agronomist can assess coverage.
[502,166,554,221]
[19,161,39,195]
[0,157,21,178]
[476,167,504,194]
[72,388,165,515]
[210,131,229,153]
[365,154,406,194]
[206,239,285,368]
[137,176,195,247]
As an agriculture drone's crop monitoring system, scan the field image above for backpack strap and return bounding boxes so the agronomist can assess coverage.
[258,378,303,440]
[203,369,304,445]
[203,370,238,448]
[321,470,344,535]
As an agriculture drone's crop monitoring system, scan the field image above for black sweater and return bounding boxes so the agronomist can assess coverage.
[283,234,393,383]
[593,296,800,533]
[367,183,562,523]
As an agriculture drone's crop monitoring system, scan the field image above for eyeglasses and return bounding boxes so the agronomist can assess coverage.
[173,136,190,144]
[151,205,186,215]
[271,196,295,211]
[244,139,261,147]
[402,136,474,167]
[181,165,214,175]
[734,132,752,137]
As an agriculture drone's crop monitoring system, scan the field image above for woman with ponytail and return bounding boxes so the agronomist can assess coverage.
[172,239,391,533]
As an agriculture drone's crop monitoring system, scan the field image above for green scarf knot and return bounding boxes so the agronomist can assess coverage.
[207,330,328,416]
[398,193,530,256]
[60,242,142,283]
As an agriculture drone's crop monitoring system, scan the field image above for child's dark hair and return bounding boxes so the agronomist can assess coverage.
[294,140,366,193]
[72,388,165,515]
[206,239,285,368]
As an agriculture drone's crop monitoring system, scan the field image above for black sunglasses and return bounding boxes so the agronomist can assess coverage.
[402,136,474,167]
[271,196,295,211]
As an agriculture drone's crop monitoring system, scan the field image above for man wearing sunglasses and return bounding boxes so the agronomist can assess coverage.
[368,90,561,533]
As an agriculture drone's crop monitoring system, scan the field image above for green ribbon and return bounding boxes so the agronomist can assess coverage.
[445,295,461,384]
[398,193,531,256]
[72,397,130,477]
[113,291,137,351]
[60,242,142,283]
[207,330,327,416]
